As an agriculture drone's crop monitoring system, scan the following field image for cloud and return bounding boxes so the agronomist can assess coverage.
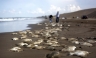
[37,8,45,14]
[8,9,22,14]
[9,9,16,13]
[26,0,81,16]
[2,10,7,13]
[48,5,61,12]
[47,5,63,14]
[44,0,81,15]
[67,4,81,12]
[27,8,45,14]
[18,11,22,14]
[6,9,22,14]
[46,4,81,15]
[48,0,77,7]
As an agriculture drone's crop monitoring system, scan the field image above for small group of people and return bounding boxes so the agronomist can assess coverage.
[49,11,59,23]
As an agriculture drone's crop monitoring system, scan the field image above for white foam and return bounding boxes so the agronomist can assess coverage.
[0,18,31,22]
[0,18,15,21]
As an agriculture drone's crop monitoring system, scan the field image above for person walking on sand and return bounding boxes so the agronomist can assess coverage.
[56,11,60,23]
[49,15,53,23]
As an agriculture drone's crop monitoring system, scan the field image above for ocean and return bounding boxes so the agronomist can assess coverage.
[0,18,44,33]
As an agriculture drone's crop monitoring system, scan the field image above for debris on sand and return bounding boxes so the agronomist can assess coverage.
[69,50,89,57]
[87,40,96,43]
[61,37,67,40]
[45,46,55,51]
[16,42,28,47]
[61,46,76,52]
[12,33,18,35]
[22,38,32,43]
[46,51,60,58]
[12,37,19,41]
[71,40,80,44]
[9,47,23,52]
[80,42,93,47]
[67,38,77,41]
[10,22,94,58]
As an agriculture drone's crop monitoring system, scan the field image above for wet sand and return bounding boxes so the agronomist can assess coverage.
[0,18,96,58]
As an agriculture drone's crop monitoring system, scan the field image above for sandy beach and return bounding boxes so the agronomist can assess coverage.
[0,18,96,58]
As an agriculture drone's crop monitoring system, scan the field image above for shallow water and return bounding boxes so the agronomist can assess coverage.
[0,18,44,33]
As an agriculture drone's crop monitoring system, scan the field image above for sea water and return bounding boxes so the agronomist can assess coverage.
[0,18,44,33]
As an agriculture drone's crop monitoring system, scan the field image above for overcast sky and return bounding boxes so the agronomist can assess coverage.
[0,0,96,17]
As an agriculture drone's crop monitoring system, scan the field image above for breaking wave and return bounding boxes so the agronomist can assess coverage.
[0,18,44,33]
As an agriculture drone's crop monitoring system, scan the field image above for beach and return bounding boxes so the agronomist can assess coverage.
[0,18,96,58]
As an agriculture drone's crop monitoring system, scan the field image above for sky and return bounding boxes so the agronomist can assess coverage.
[0,0,96,17]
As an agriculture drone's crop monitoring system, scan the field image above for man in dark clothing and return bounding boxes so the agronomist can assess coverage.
[56,11,60,23]
[49,15,53,23]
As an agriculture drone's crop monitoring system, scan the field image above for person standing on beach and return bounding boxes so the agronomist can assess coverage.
[49,15,53,23]
[56,11,60,23]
